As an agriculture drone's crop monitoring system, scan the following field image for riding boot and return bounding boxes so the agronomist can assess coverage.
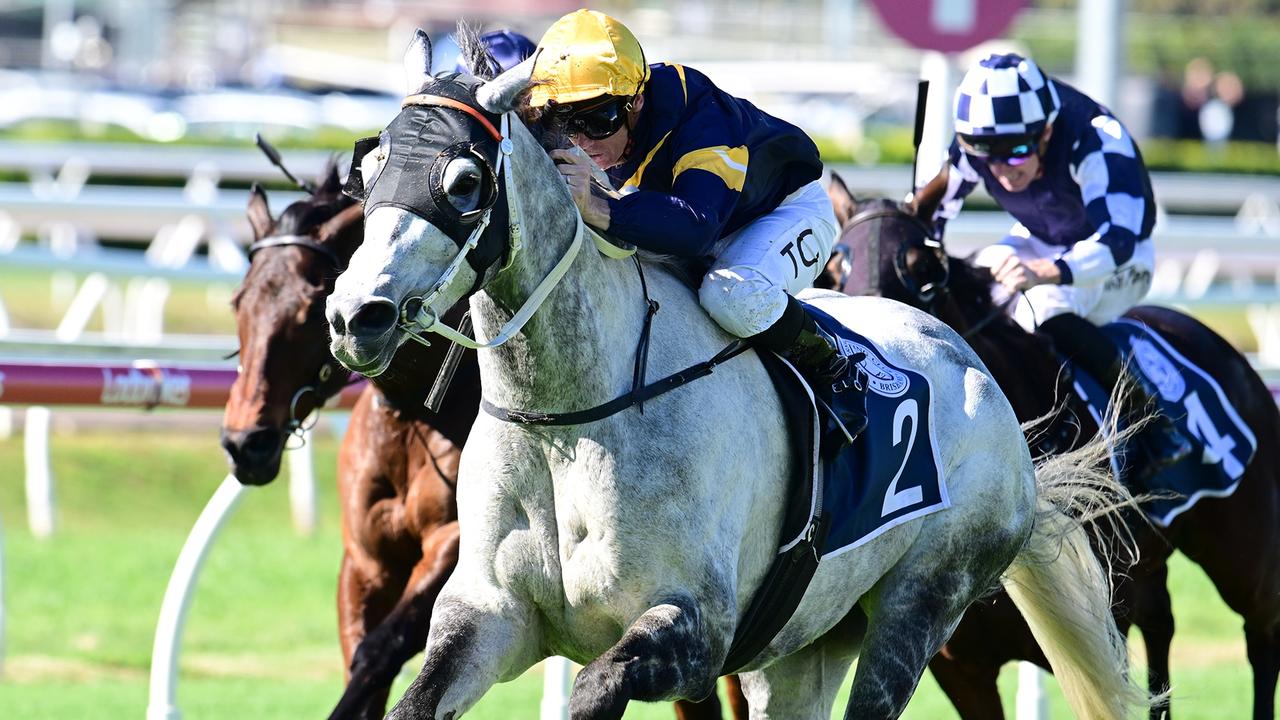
[752,297,869,446]
[1111,361,1194,483]
[1038,313,1191,485]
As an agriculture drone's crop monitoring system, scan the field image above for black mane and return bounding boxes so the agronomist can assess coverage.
[275,155,353,236]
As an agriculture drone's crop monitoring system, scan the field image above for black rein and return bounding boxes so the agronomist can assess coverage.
[481,255,750,426]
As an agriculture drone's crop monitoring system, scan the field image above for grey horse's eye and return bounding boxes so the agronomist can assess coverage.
[442,157,484,213]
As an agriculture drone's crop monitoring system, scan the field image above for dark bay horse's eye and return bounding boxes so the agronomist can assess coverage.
[442,157,485,213]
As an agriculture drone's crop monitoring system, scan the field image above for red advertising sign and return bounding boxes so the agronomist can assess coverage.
[868,0,1027,54]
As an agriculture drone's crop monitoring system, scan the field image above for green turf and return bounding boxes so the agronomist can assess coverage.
[0,429,1269,718]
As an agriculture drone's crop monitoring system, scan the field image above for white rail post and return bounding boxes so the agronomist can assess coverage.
[540,656,572,720]
[1075,0,1122,109]
[23,406,55,538]
[1015,661,1048,720]
[285,427,317,536]
[916,52,960,190]
[1247,304,1280,367]
[55,272,110,342]
[147,475,248,720]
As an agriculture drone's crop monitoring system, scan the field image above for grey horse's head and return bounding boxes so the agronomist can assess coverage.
[326,28,535,375]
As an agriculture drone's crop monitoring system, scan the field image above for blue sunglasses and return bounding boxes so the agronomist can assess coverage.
[958,134,1040,166]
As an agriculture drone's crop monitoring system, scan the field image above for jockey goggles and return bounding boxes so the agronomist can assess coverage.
[957,133,1040,166]
[547,96,632,140]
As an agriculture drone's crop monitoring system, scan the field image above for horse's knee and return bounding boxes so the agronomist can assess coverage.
[570,600,718,716]
[568,660,630,720]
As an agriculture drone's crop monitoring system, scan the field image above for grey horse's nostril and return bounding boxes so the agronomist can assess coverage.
[329,310,347,337]
[349,300,398,338]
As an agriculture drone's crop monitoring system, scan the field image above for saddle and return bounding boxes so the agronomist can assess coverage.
[721,303,949,673]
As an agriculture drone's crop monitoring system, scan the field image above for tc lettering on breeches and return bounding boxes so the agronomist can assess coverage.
[698,180,838,337]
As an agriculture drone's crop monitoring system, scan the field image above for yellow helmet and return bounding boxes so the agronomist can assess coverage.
[529,9,651,107]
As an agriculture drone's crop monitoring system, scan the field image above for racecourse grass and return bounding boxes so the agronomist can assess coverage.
[0,428,1268,718]
[0,265,239,337]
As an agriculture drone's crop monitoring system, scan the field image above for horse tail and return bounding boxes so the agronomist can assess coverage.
[1000,423,1158,720]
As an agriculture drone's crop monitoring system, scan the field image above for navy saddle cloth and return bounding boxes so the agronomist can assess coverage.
[1068,318,1257,526]
[760,303,950,560]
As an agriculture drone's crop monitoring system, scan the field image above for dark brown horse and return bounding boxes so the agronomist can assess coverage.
[220,163,473,720]
[220,162,745,720]
[826,174,1280,720]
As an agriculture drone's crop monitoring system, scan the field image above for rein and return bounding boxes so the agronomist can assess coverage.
[481,254,750,425]
[961,294,1019,340]
[393,97,587,351]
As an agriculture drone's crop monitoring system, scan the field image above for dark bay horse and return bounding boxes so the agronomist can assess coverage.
[826,174,1280,720]
[220,163,472,719]
[219,162,744,720]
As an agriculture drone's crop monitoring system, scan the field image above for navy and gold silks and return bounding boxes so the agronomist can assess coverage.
[603,64,823,259]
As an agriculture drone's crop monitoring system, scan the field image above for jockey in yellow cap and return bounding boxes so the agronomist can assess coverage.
[528,10,863,433]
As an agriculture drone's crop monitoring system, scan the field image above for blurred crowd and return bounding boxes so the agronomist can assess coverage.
[1150,57,1277,143]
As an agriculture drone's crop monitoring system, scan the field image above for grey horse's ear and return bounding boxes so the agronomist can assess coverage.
[476,56,535,114]
[403,28,433,95]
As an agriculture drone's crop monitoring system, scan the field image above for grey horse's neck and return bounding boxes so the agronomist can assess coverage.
[470,127,648,414]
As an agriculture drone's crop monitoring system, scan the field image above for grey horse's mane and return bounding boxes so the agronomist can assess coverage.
[635,250,699,287]
[454,21,499,81]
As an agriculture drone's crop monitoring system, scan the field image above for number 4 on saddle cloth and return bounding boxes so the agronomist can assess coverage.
[1064,319,1258,526]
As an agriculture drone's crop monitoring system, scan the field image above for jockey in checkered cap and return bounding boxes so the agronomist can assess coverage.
[913,52,1190,481]
[527,9,866,438]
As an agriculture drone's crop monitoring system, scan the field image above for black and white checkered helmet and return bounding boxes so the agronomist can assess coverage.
[953,53,1060,138]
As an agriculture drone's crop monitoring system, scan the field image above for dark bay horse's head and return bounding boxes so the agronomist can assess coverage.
[824,172,1007,336]
[221,163,363,485]
[824,172,952,308]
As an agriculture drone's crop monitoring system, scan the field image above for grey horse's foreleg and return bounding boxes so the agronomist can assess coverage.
[569,597,719,720]
[386,593,538,720]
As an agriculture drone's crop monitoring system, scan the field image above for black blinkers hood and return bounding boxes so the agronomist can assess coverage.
[344,74,510,276]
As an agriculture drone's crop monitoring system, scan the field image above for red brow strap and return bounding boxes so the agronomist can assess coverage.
[401,94,503,142]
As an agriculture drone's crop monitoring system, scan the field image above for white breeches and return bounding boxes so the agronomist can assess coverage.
[973,224,1154,332]
[698,180,839,337]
